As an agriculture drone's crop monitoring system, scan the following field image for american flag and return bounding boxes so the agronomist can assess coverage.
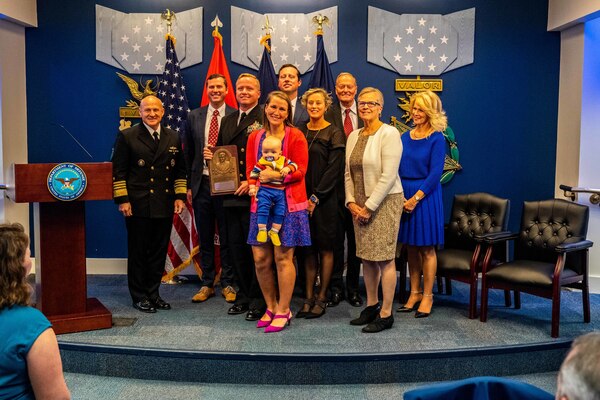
[157,36,190,133]
[383,14,458,76]
[156,36,200,281]
[231,6,338,75]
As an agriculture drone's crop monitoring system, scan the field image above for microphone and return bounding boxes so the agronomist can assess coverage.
[53,123,94,160]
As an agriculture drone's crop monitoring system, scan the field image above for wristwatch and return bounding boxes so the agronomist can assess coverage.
[309,194,319,205]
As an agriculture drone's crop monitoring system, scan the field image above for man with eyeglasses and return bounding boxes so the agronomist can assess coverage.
[325,72,364,308]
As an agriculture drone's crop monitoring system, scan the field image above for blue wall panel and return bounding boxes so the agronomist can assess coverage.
[26,0,559,258]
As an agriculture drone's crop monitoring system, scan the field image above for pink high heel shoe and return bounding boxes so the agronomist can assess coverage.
[256,309,275,328]
[264,311,292,333]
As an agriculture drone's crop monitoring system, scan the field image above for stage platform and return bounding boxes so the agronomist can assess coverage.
[56,275,599,385]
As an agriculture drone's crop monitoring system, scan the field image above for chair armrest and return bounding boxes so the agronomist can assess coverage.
[474,231,517,243]
[555,240,594,253]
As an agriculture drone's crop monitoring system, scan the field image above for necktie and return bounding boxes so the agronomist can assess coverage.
[152,131,159,143]
[343,108,353,136]
[208,109,220,146]
[238,112,247,127]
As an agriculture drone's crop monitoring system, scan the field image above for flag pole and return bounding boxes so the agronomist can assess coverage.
[158,8,194,285]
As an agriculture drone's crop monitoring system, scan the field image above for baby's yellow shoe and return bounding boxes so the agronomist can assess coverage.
[269,230,281,246]
[257,230,268,243]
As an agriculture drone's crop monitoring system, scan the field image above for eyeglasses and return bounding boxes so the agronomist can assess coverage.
[357,101,381,108]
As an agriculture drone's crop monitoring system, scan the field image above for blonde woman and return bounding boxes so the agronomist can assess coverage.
[397,90,447,318]
[296,88,345,319]
[345,87,404,333]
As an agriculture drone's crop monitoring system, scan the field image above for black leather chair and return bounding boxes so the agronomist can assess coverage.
[436,193,510,319]
[480,199,593,338]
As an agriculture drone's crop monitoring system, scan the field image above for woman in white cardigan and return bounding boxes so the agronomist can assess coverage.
[345,87,403,333]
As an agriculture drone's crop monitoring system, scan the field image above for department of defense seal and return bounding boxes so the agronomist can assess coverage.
[47,163,88,201]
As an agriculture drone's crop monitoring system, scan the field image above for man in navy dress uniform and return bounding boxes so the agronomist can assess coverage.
[112,95,187,313]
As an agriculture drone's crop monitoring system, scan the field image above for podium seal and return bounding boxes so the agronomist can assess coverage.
[47,163,88,201]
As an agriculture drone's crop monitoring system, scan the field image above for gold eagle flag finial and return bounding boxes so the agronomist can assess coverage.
[259,16,274,52]
[161,9,177,43]
[312,14,330,36]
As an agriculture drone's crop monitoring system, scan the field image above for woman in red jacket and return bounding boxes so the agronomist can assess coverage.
[246,91,310,333]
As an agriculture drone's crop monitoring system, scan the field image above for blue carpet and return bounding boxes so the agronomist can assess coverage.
[64,371,558,400]
[58,275,600,353]
[55,275,597,385]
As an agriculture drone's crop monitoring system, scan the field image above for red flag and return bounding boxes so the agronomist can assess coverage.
[200,30,237,109]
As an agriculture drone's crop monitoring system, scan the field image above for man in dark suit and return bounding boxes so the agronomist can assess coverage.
[324,72,364,308]
[184,74,236,304]
[213,73,266,320]
[113,95,187,313]
[278,64,309,127]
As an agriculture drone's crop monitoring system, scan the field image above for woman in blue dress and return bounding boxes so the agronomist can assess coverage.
[397,90,447,318]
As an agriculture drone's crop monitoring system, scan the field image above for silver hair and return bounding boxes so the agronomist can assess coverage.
[556,333,600,400]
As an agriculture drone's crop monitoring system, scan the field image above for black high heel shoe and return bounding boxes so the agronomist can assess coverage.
[296,298,315,319]
[415,294,433,318]
[397,291,423,312]
[305,299,327,319]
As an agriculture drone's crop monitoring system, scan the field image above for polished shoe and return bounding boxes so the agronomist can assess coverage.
[397,291,423,312]
[415,294,433,318]
[362,314,394,333]
[327,291,344,307]
[133,299,157,313]
[264,311,292,333]
[347,292,363,307]
[350,303,381,325]
[152,297,171,310]
[221,285,237,303]
[245,308,263,321]
[296,298,315,319]
[228,303,249,315]
[256,309,275,328]
[191,286,215,303]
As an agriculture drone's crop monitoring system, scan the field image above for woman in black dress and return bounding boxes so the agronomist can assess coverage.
[296,88,346,319]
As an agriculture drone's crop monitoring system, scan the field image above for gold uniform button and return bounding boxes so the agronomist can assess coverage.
[150,189,154,193]
[166,166,170,170]
[240,161,243,165]
[150,178,154,182]
[165,178,169,181]
[241,148,245,153]
[239,174,243,178]
[151,166,155,170]
[165,189,169,193]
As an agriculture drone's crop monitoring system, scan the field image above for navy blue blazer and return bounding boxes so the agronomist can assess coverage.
[293,100,309,128]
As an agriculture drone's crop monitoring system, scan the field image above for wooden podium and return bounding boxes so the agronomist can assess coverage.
[8,162,113,334]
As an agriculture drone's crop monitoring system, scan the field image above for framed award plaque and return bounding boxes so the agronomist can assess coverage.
[209,145,240,195]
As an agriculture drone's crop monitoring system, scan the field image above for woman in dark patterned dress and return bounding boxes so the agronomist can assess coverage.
[296,88,345,319]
